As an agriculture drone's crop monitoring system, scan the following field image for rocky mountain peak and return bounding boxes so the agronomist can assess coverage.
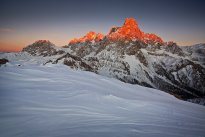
[22,40,65,56]
[123,17,138,26]
[68,17,164,45]
[69,32,105,45]
[35,40,51,44]
[107,18,164,44]
[143,33,163,43]
[108,18,143,41]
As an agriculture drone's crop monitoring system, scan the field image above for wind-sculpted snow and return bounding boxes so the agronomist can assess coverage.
[0,63,205,137]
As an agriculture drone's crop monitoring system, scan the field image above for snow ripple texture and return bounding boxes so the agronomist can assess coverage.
[0,63,205,137]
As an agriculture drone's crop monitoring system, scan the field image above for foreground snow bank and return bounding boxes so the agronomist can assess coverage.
[0,64,205,137]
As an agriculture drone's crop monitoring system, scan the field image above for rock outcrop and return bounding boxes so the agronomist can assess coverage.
[0,58,9,65]
[22,40,65,56]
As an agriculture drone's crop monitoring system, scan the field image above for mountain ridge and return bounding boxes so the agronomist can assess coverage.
[69,18,164,45]
[8,18,205,104]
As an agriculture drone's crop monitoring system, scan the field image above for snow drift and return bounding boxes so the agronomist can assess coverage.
[0,62,205,137]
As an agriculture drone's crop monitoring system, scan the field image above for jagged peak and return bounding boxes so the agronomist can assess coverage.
[35,40,50,43]
[22,40,55,52]
[143,33,163,43]
[30,40,55,48]
[69,31,105,45]
[108,17,143,41]
[123,17,139,27]
[68,17,164,45]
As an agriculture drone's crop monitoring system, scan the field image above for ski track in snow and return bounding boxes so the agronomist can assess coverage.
[0,64,205,137]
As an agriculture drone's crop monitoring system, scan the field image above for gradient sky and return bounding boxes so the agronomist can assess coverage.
[0,0,205,52]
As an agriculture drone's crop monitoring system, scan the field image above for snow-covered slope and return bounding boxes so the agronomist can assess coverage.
[0,63,205,137]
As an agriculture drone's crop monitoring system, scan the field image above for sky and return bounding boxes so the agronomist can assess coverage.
[0,0,205,52]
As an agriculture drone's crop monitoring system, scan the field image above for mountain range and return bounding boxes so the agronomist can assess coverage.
[2,18,205,104]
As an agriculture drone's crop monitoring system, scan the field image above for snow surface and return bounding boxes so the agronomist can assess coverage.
[0,62,205,137]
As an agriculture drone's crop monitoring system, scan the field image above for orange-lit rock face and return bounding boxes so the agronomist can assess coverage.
[108,18,163,43]
[108,18,143,41]
[69,18,164,45]
[69,32,104,45]
[143,33,163,43]
[95,33,104,42]
[69,38,79,45]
